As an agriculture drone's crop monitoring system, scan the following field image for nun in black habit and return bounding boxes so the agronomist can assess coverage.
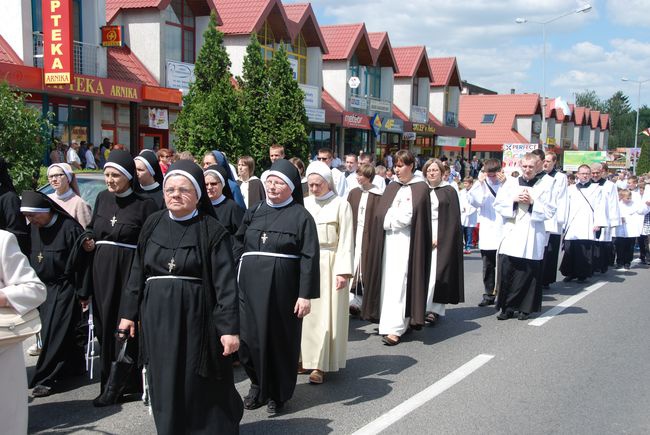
[0,157,29,254]
[119,160,243,434]
[204,164,244,256]
[20,191,89,397]
[134,149,165,209]
[82,150,158,405]
[235,159,320,414]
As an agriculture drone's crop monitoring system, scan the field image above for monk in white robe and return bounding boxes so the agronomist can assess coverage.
[301,162,354,384]
[0,230,46,435]
[590,163,620,273]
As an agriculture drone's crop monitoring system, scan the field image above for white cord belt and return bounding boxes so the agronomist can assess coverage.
[95,240,137,249]
[240,251,300,260]
[146,276,202,282]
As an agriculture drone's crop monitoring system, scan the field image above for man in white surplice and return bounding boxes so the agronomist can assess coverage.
[590,163,620,273]
[493,153,555,320]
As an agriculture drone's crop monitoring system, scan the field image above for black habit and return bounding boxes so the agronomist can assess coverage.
[361,180,431,327]
[27,213,87,388]
[431,184,465,305]
[0,190,30,255]
[120,211,242,435]
[235,200,320,404]
[88,189,157,391]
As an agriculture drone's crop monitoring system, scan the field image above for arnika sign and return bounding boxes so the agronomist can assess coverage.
[42,0,73,85]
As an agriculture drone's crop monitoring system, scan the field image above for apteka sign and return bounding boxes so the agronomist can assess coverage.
[42,0,73,85]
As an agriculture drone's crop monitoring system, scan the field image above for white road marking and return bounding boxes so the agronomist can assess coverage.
[529,281,607,327]
[351,354,494,435]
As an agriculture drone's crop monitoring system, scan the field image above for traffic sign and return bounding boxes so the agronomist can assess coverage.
[348,76,360,89]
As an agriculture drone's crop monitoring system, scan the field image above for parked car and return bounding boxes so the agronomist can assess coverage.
[38,172,106,211]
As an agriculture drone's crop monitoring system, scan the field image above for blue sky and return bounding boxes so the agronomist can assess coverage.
[288,0,650,109]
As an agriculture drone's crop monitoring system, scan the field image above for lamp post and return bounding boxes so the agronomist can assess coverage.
[621,77,649,174]
[516,4,592,148]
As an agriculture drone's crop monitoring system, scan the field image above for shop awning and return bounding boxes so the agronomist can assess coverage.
[428,113,475,139]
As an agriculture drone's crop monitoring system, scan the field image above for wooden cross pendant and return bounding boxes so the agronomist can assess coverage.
[110,215,118,227]
[261,233,268,244]
[37,252,44,263]
[168,258,176,273]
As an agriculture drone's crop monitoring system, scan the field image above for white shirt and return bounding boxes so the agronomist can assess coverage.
[66,148,80,165]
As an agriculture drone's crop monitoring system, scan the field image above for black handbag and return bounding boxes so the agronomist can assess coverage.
[92,333,135,407]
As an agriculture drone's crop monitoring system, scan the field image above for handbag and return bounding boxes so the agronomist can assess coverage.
[92,333,135,407]
[0,307,41,345]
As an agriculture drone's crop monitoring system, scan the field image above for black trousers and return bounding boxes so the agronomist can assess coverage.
[541,234,561,286]
[638,235,647,261]
[480,249,497,297]
[615,237,635,266]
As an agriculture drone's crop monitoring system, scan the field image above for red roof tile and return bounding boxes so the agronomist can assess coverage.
[282,2,327,53]
[367,32,397,72]
[459,94,541,146]
[0,35,22,65]
[321,24,372,64]
[322,89,343,125]
[107,46,158,86]
[107,0,220,24]
[393,46,433,81]
[590,110,601,129]
[574,106,587,125]
[600,113,610,130]
[428,57,459,87]
[217,0,290,40]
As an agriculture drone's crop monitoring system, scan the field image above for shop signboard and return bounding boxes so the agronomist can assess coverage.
[299,84,319,109]
[412,123,436,134]
[502,143,538,175]
[101,26,124,47]
[349,96,367,110]
[46,74,142,102]
[166,60,195,91]
[370,113,382,138]
[348,76,360,89]
[148,108,169,129]
[562,151,607,172]
[305,107,326,124]
[403,132,417,140]
[382,118,403,133]
[369,98,391,114]
[42,0,74,85]
[411,105,428,123]
[436,136,466,147]
[342,111,370,130]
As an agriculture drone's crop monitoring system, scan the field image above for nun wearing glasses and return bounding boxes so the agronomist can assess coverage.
[118,160,243,434]
[82,150,158,406]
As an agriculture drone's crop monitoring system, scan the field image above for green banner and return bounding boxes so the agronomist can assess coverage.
[563,151,607,171]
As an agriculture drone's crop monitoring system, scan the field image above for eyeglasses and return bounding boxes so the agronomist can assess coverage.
[164,187,194,196]
[265,179,288,187]
[316,157,329,162]
[205,182,221,187]
[47,173,66,180]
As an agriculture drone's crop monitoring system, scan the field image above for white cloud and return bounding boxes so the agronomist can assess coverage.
[606,0,650,27]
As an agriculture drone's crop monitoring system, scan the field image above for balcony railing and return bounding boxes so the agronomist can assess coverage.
[33,32,103,78]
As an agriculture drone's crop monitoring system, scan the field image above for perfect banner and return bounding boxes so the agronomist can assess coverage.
[42,0,74,85]
[502,143,538,175]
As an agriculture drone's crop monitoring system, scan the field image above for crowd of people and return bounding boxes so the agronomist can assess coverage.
[1,143,649,434]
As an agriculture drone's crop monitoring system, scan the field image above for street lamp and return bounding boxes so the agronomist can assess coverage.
[516,4,592,148]
[621,77,650,174]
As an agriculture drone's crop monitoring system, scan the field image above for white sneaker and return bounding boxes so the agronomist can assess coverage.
[28,342,41,356]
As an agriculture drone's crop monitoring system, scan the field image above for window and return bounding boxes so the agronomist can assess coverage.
[412,76,419,106]
[257,23,308,83]
[349,55,360,96]
[32,0,82,41]
[165,0,195,63]
[366,66,381,99]
[481,114,496,124]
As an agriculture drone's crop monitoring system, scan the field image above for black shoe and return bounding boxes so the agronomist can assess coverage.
[478,296,495,307]
[518,312,529,321]
[496,309,514,320]
[32,384,53,398]
[542,284,550,290]
[267,399,284,414]
[624,263,631,270]
[243,385,265,410]
[562,276,574,282]
[93,390,123,407]
[576,277,587,283]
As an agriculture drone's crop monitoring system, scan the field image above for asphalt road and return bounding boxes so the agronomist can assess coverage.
[26,253,650,434]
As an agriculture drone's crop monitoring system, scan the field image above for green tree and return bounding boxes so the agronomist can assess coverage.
[239,34,270,173]
[173,12,248,160]
[0,81,51,192]
[605,91,634,149]
[634,105,650,174]
[266,43,310,163]
[575,89,605,111]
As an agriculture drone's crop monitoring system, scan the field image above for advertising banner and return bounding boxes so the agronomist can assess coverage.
[299,84,319,109]
[562,151,607,172]
[502,143,538,175]
[342,111,370,130]
[166,60,195,91]
[606,148,628,170]
[42,0,74,85]
[410,105,428,123]
[148,108,169,129]
[436,136,467,147]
